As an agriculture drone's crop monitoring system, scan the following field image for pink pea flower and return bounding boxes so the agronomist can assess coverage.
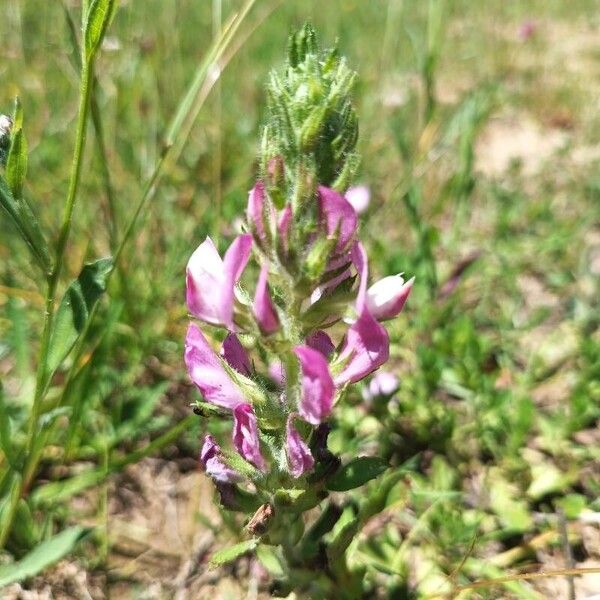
[221,333,252,377]
[185,324,246,409]
[362,371,400,403]
[345,185,370,215]
[334,309,390,386]
[294,345,335,425]
[253,265,280,335]
[186,235,252,330]
[268,361,286,387]
[518,20,536,41]
[277,204,293,257]
[233,403,266,471]
[366,275,414,321]
[306,330,335,358]
[200,434,242,483]
[318,185,358,252]
[286,416,315,478]
[247,181,269,246]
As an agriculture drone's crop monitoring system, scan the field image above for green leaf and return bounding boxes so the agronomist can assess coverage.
[6,99,28,199]
[0,174,51,273]
[256,545,285,577]
[209,539,258,568]
[0,526,90,587]
[326,456,388,492]
[84,0,116,60]
[46,257,113,383]
[0,473,22,548]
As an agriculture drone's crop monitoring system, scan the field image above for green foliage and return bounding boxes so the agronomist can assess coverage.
[0,526,90,587]
[326,456,388,492]
[0,0,598,597]
[209,538,258,568]
[46,258,113,385]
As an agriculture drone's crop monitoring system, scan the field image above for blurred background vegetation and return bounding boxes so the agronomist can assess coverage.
[1,0,599,597]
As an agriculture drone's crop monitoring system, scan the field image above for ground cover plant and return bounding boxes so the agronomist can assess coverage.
[0,0,599,598]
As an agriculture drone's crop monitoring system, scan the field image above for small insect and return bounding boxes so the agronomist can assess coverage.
[246,503,274,536]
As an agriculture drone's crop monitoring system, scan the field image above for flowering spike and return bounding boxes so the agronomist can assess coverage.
[185,324,245,409]
[253,265,280,334]
[366,275,414,321]
[233,403,266,471]
[294,345,335,425]
[186,235,252,329]
[334,309,390,386]
[286,416,315,478]
[201,435,242,483]
[221,333,252,377]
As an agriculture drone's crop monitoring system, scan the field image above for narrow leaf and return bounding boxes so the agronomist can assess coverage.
[84,0,116,60]
[326,456,388,492]
[0,174,51,273]
[0,526,90,586]
[209,539,258,568]
[46,257,113,382]
[6,99,28,198]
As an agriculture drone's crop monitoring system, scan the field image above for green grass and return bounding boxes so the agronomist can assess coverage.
[1,0,599,597]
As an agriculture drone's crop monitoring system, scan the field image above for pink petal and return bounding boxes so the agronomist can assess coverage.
[184,324,245,409]
[294,345,335,425]
[318,185,358,251]
[200,434,242,483]
[345,185,370,214]
[351,241,369,313]
[221,234,253,329]
[286,417,314,478]
[334,309,390,386]
[306,330,335,357]
[366,275,414,321]
[362,371,400,403]
[277,204,293,256]
[253,264,280,334]
[247,181,268,244]
[232,403,266,471]
[186,237,226,325]
[221,333,252,377]
[268,361,286,387]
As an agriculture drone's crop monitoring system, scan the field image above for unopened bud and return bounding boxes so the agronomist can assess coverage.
[299,106,326,153]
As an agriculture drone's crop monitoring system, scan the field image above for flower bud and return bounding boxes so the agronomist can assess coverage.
[253,265,280,335]
[294,345,335,425]
[221,333,252,377]
[247,181,270,248]
[233,403,266,471]
[318,185,357,252]
[366,275,414,321]
[286,416,315,478]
